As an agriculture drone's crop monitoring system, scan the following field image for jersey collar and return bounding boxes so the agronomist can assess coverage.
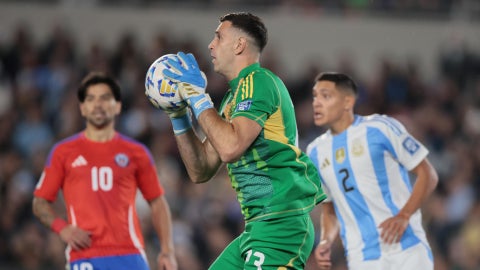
[228,62,261,89]
[352,114,362,126]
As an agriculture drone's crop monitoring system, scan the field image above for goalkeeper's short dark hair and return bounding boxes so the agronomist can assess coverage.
[315,72,358,97]
[77,72,122,102]
[220,12,268,52]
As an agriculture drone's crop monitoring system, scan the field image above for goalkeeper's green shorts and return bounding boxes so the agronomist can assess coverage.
[209,213,314,270]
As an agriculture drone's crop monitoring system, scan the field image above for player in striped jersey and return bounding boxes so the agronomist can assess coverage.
[161,13,326,269]
[306,72,438,270]
[32,72,177,270]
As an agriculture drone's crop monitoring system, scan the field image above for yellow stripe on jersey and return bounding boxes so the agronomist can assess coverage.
[241,73,254,100]
[248,74,253,98]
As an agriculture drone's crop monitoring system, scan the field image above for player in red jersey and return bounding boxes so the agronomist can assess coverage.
[32,72,177,270]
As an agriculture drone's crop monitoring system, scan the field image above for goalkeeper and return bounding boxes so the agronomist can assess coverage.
[160,12,326,269]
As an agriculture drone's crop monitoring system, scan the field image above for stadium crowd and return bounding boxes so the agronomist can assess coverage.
[0,13,479,270]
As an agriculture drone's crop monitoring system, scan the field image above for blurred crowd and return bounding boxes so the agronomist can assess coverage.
[0,8,480,270]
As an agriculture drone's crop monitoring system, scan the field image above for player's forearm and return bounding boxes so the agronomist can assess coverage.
[320,203,340,244]
[175,128,222,183]
[399,159,438,218]
[150,197,175,255]
[197,109,241,161]
[32,196,58,228]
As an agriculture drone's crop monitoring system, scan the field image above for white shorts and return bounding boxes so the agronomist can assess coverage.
[347,243,433,270]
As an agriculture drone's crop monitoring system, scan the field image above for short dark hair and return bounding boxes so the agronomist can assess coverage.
[220,12,268,52]
[315,72,358,96]
[77,72,122,102]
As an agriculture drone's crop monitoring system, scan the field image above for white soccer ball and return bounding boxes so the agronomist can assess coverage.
[145,54,183,110]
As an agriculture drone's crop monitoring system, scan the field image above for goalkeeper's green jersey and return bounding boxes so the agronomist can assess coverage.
[219,63,326,222]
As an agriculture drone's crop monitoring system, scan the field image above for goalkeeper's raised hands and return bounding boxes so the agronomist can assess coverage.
[163,52,214,118]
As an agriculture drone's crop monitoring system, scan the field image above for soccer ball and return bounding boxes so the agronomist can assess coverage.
[144,54,183,110]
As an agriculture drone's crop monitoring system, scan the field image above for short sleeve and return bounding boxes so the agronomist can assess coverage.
[134,145,164,201]
[378,115,428,171]
[230,71,279,127]
[34,146,65,202]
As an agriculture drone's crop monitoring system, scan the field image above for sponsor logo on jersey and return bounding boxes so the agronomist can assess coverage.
[72,155,88,168]
[321,158,330,169]
[402,136,420,155]
[335,147,346,164]
[115,153,129,167]
[236,100,252,111]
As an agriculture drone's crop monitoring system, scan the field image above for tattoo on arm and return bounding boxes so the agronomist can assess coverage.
[32,197,56,228]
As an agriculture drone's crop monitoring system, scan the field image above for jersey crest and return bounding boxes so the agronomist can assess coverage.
[335,147,346,164]
[115,153,129,167]
[351,139,364,157]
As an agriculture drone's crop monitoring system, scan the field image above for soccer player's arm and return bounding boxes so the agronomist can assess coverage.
[380,159,438,244]
[175,73,273,183]
[33,147,63,229]
[173,127,225,183]
[196,110,261,163]
[378,116,439,243]
[399,158,438,219]
[136,147,177,269]
[307,143,339,269]
[315,202,339,269]
[32,146,91,250]
[197,72,274,164]
[32,196,63,232]
[149,196,177,270]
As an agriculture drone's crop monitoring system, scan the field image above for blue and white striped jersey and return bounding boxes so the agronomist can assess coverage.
[306,114,432,263]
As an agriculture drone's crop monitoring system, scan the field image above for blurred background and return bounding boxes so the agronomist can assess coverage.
[0,0,479,269]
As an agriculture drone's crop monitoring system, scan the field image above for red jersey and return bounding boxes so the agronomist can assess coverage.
[34,132,164,261]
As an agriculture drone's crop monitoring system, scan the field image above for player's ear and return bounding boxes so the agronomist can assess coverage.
[234,37,247,55]
[79,102,87,117]
[344,94,356,111]
[115,102,122,114]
